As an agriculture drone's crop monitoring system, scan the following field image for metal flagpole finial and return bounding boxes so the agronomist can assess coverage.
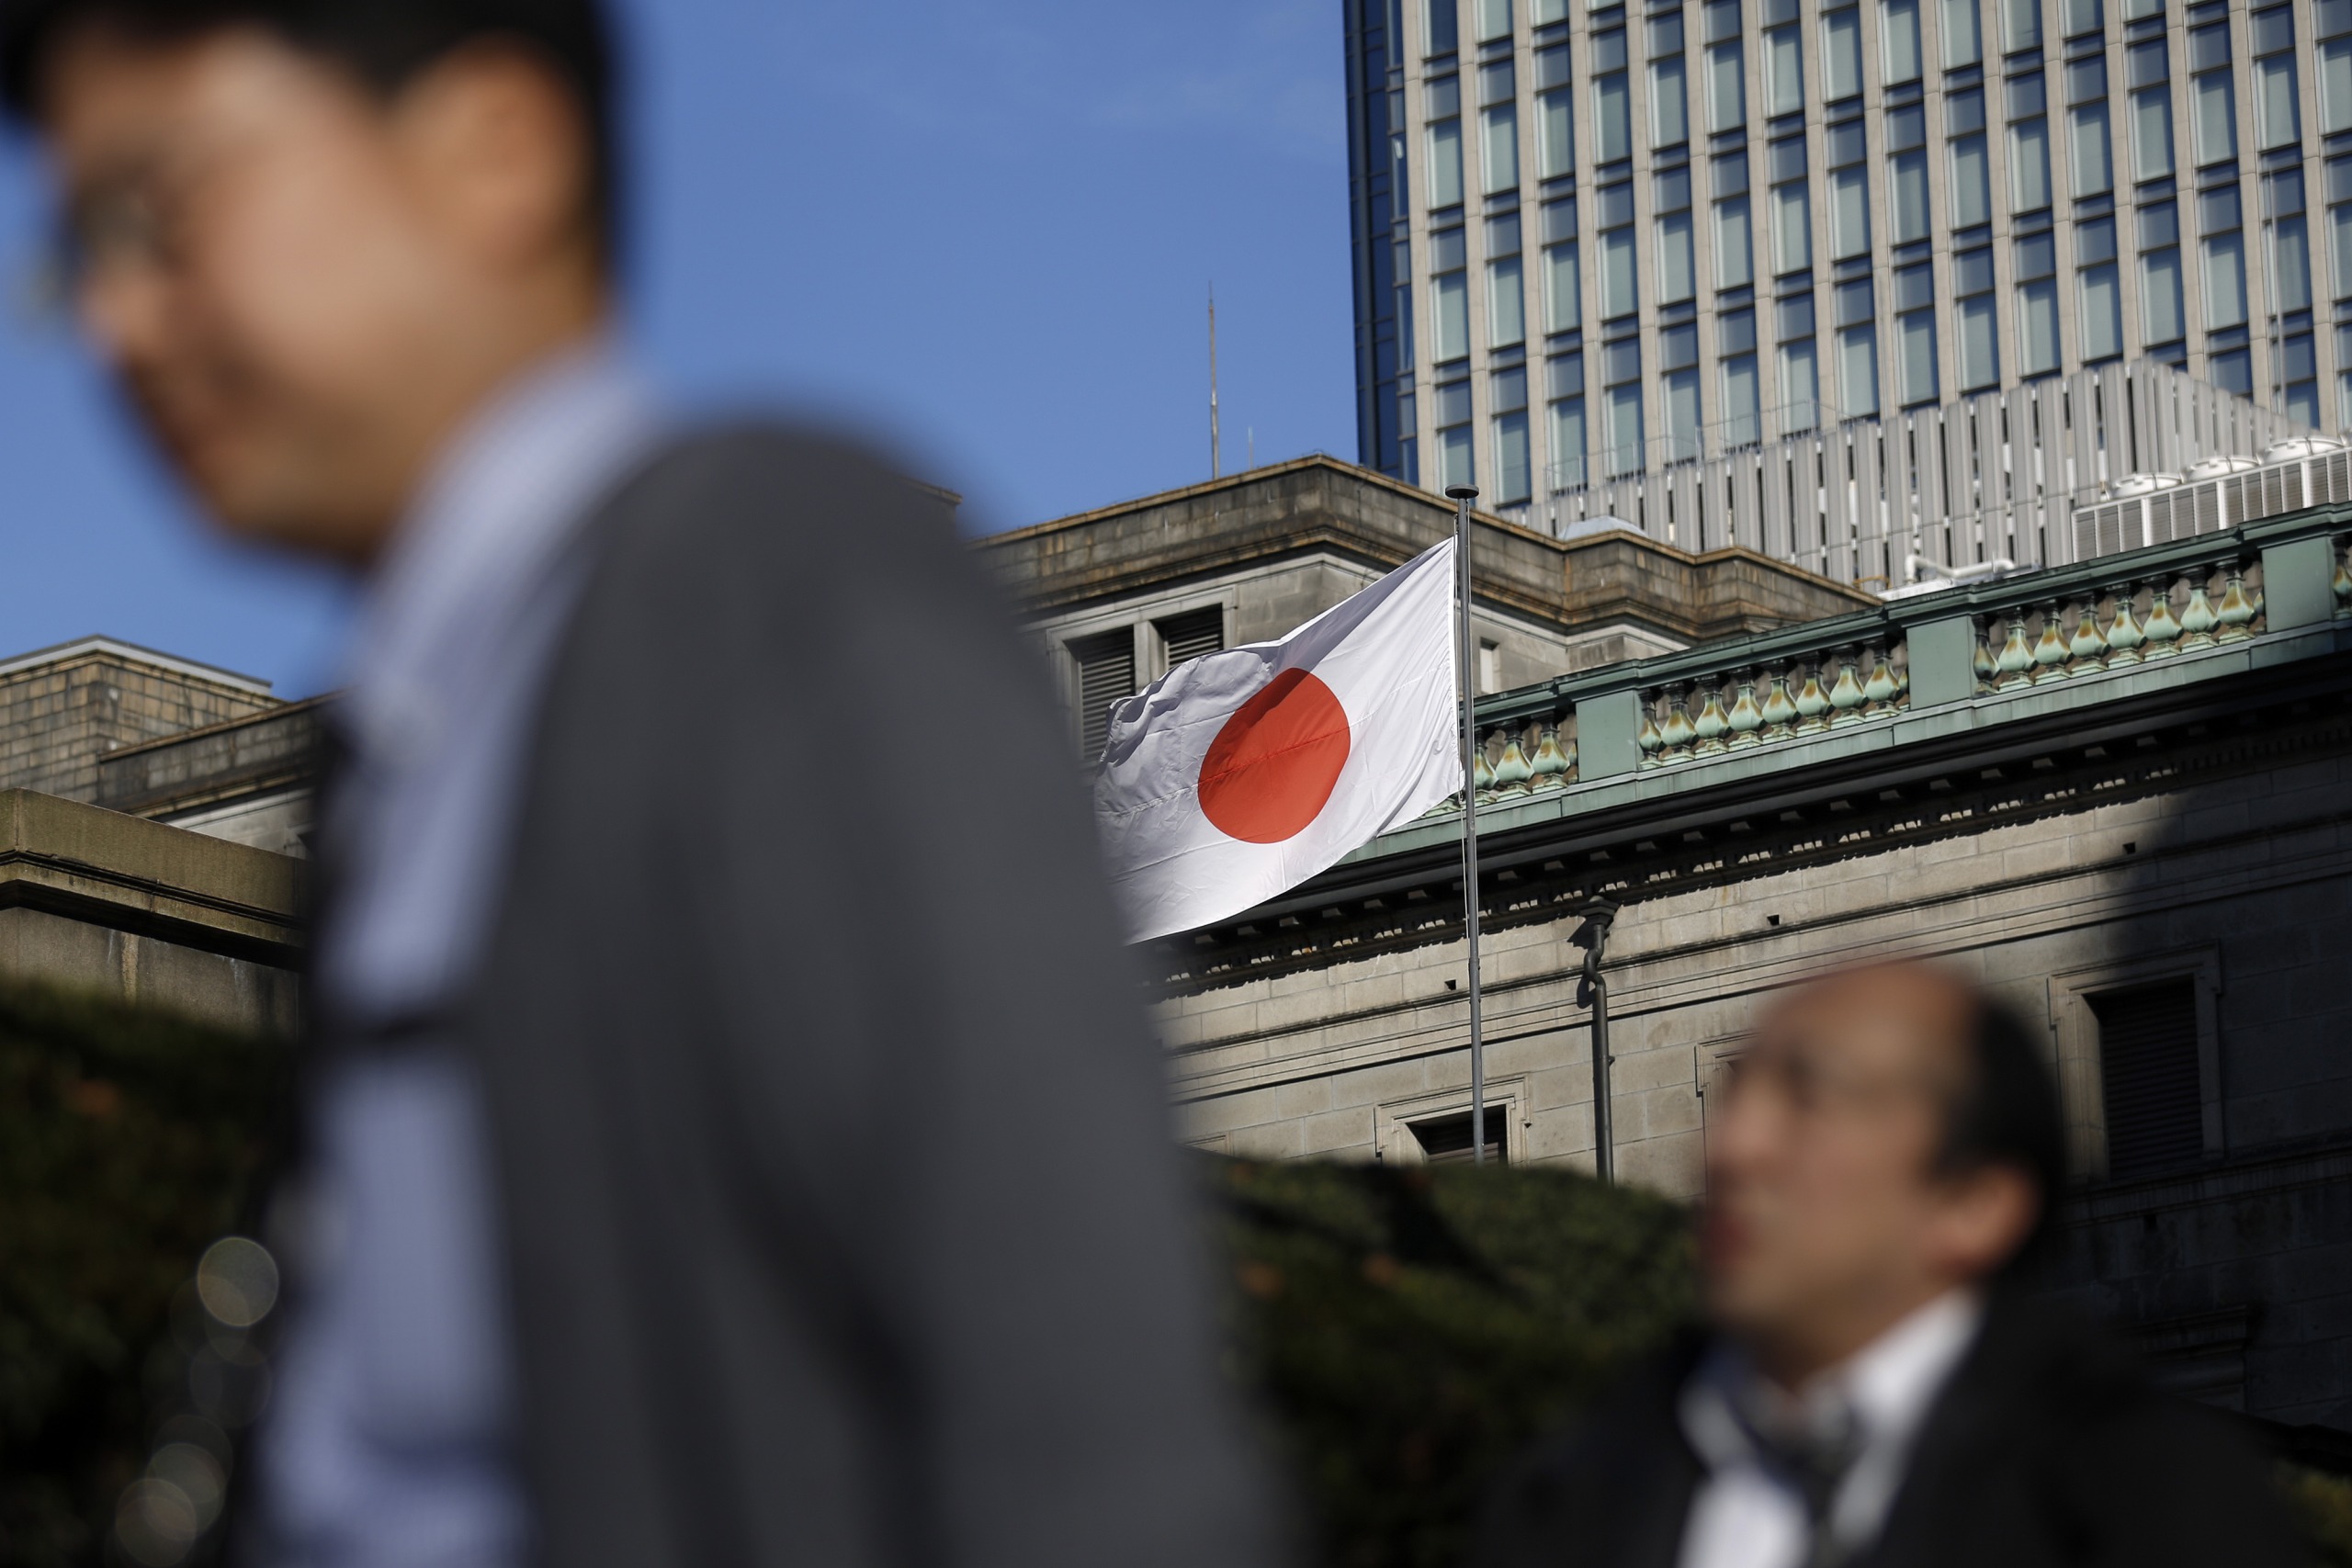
[1450,482,1485,1162]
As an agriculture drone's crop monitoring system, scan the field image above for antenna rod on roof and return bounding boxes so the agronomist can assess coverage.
[1209,285,1221,479]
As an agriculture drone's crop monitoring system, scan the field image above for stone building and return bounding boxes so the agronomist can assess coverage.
[1140,491,2352,1428]
[978,455,1877,755]
[0,637,310,1034]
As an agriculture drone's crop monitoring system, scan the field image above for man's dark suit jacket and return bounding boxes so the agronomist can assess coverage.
[440,428,1276,1568]
[1474,1292,2307,1568]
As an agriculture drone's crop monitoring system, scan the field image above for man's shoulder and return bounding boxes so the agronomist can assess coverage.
[605,420,952,535]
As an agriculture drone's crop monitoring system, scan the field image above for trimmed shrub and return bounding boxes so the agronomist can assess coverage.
[1212,1157,1700,1568]
[0,985,287,1567]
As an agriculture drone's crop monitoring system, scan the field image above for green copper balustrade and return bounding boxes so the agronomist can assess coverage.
[1971,554,2269,692]
[1636,639,1912,770]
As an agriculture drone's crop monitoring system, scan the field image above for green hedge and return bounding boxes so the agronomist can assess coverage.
[0,986,287,1567]
[5,986,2349,1568]
[1212,1157,1699,1568]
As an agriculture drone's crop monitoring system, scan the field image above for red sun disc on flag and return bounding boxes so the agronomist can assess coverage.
[1197,669,1352,843]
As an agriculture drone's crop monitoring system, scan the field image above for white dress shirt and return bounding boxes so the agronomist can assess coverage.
[1676,1291,1986,1568]
[258,344,661,1568]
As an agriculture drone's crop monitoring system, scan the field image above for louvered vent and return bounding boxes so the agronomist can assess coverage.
[1069,629,1136,761]
[2194,481,2222,534]
[1411,1107,1510,1167]
[2093,978,2203,1180]
[1156,606,1225,669]
[2317,452,2352,505]
[2076,504,2121,563]
[2147,490,2182,545]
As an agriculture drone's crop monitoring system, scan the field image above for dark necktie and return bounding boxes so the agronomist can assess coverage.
[1734,1393,1863,1568]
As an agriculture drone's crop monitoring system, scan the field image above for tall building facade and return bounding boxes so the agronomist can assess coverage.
[1345,0,2352,515]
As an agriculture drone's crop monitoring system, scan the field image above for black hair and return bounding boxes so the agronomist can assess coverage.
[0,0,618,259]
[1933,989,2069,1279]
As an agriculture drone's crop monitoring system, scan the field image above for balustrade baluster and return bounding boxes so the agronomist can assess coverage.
[2177,571,2220,650]
[1993,610,2036,688]
[1726,670,1765,748]
[2142,575,2184,657]
[2213,560,2257,644]
[1827,647,1868,726]
[2030,600,2070,681]
[2104,583,2145,667]
[2065,592,2108,676]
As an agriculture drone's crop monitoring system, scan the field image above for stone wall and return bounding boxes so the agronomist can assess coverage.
[0,789,303,1036]
[0,639,278,805]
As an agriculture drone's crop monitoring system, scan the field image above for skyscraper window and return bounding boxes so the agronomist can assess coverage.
[1600,336,1645,475]
[2251,6,2300,150]
[1437,378,1475,492]
[2076,217,2121,361]
[1780,331,1820,433]
[1492,365,1532,501]
[1485,101,1521,193]
[1834,277,1879,415]
[2070,73,2114,199]
[1537,45,1576,176]
[1661,321,1702,458]
[2010,73,2053,211]
[1823,6,1864,100]
[1890,106,1931,242]
[2002,0,2041,52]
[1954,245,2000,388]
[2324,2,2352,135]
[1883,0,1924,85]
[2190,24,2236,164]
[1766,23,1804,114]
[1943,0,1984,66]
[1721,305,1762,445]
[2017,231,2062,372]
[1432,226,1472,361]
[1548,351,1587,489]
[2129,41,2175,181]
[1828,122,1871,259]
[2199,186,2248,329]
[2270,169,2312,313]
[1543,196,1582,333]
[1428,77,1466,209]
[2136,201,2185,345]
[1894,262,1939,405]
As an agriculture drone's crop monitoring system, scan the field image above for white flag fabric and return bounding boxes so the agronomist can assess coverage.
[1093,538,1464,943]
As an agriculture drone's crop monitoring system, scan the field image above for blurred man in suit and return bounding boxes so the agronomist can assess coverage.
[1476,961,2302,1568]
[0,4,1279,1565]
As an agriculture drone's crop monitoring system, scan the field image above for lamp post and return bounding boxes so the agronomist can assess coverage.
[1571,897,1622,1185]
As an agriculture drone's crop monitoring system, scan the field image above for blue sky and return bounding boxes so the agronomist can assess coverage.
[0,0,1357,695]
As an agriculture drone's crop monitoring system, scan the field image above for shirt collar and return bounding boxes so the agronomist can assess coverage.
[1682,1288,1985,1472]
[339,338,660,767]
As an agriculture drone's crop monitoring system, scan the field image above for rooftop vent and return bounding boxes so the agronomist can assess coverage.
[2073,442,2352,564]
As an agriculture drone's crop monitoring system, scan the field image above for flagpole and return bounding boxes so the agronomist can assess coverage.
[1445,483,1486,1166]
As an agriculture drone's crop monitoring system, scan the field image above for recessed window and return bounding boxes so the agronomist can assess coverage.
[1411,1107,1510,1165]
[2091,980,2203,1179]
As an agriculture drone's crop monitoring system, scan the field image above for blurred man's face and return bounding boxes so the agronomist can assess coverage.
[38,25,600,562]
[1702,966,2029,1384]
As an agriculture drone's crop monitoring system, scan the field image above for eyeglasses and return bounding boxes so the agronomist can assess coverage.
[32,130,263,312]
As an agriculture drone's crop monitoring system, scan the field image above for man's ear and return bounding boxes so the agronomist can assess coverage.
[386,42,594,273]
[1930,1163,2041,1280]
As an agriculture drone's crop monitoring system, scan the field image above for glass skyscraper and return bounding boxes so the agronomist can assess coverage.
[1345,0,2349,515]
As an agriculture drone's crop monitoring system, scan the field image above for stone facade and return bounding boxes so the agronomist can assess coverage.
[1149,504,2352,1429]
[0,637,277,805]
[0,788,302,1035]
[978,455,1877,750]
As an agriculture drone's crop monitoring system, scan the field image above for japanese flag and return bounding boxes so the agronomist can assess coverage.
[1092,539,1464,943]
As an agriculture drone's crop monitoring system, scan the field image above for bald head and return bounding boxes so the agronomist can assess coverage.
[1702,961,2060,1389]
